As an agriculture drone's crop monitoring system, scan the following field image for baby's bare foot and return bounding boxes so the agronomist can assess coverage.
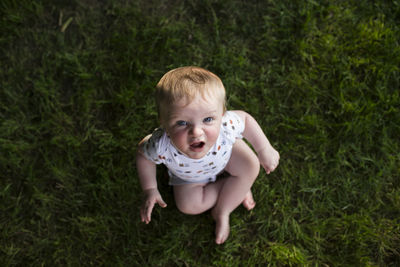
[212,210,230,245]
[242,191,256,210]
[215,215,230,244]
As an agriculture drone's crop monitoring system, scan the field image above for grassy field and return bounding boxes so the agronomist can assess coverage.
[1,0,399,265]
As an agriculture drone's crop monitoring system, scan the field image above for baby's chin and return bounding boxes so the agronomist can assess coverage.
[186,147,210,159]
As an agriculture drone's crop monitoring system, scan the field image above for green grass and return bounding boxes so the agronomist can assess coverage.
[1,0,399,265]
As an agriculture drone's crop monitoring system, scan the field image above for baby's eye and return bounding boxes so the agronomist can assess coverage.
[176,120,188,126]
[203,117,213,123]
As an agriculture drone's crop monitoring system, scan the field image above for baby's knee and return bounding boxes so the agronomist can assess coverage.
[247,155,260,180]
[238,152,260,180]
[227,140,261,181]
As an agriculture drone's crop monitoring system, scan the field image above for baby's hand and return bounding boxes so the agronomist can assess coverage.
[258,145,280,174]
[140,188,167,224]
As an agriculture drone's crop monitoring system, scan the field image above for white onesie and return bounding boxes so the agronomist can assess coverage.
[141,111,245,185]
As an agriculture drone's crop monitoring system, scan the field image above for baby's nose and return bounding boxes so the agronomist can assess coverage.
[190,125,203,137]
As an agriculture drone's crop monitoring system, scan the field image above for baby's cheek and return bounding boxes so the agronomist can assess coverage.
[170,130,187,146]
[207,127,220,143]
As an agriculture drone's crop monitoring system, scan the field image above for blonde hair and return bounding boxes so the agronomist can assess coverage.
[156,66,226,121]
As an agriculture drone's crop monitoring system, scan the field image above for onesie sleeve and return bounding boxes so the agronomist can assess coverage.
[221,111,245,144]
[139,128,167,164]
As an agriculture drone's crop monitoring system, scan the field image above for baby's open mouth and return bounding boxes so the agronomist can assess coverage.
[190,141,205,149]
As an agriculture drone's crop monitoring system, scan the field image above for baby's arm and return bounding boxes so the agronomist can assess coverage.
[234,110,280,174]
[136,136,167,224]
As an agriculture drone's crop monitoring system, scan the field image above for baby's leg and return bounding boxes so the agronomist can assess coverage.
[173,178,227,215]
[212,139,260,244]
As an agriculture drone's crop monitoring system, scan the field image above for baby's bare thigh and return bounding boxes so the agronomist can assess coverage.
[173,183,220,214]
[173,183,206,203]
[225,139,260,178]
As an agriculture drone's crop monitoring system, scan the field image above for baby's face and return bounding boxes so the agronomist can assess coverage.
[163,94,224,159]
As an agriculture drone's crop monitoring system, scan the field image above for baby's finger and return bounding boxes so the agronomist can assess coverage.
[140,201,153,224]
[145,202,155,223]
[140,206,147,223]
[261,164,268,172]
[263,165,272,174]
[157,197,167,208]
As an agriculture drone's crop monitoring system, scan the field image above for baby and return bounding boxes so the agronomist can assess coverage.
[136,66,280,244]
